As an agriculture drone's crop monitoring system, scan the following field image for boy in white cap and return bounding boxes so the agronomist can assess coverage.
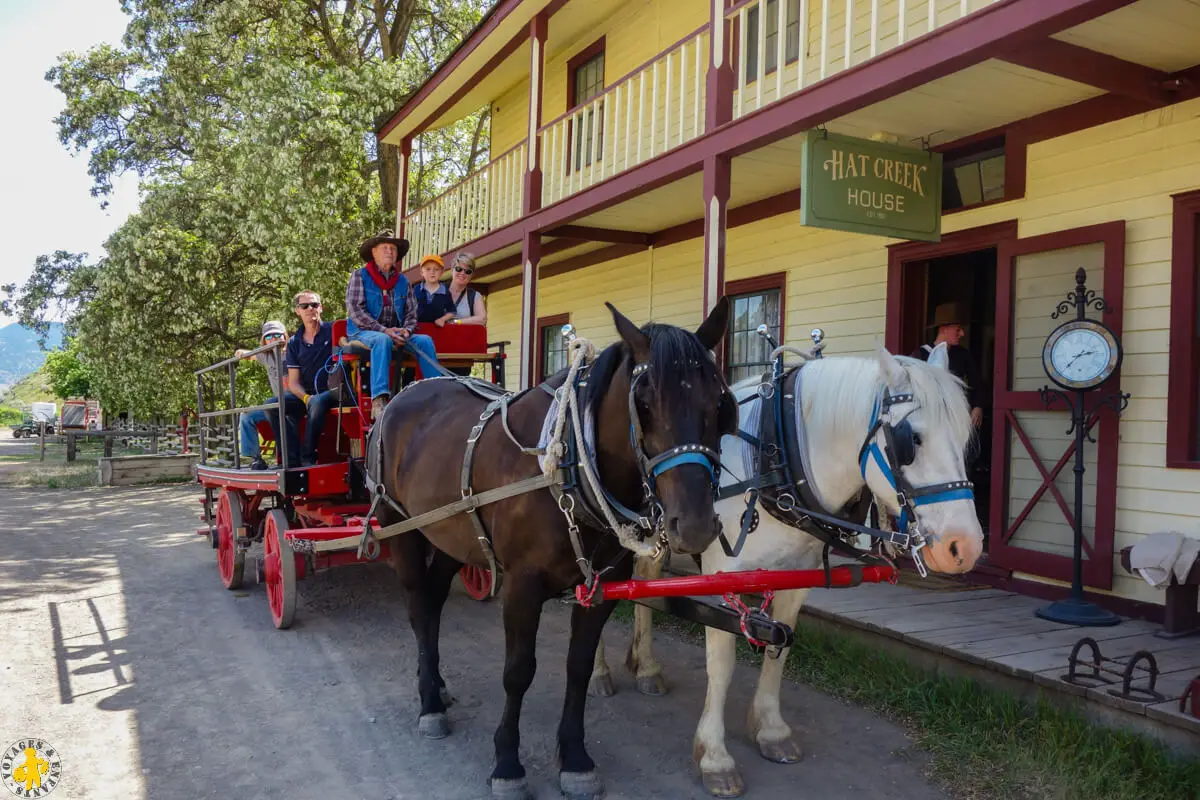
[236,320,300,469]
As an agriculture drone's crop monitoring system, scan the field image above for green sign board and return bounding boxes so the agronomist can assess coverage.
[800,130,943,242]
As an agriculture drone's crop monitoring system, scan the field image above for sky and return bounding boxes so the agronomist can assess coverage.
[0,0,140,306]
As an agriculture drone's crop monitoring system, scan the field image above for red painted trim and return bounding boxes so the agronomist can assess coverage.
[997,38,1170,105]
[707,14,733,130]
[722,271,786,376]
[702,154,731,314]
[520,231,541,389]
[378,0,522,140]
[545,225,651,245]
[398,137,412,232]
[989,221,1125,590]
[885,221,1019,353]
[535,312,571,383]
[489,274,522,293]
[1166,189,1200,469]
[523,14,548,216]
[566,36,606,111]
[475,238,577,280]
[539,243,647,280]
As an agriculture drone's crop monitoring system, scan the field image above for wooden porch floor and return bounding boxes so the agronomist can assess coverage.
[798,575,1200,741]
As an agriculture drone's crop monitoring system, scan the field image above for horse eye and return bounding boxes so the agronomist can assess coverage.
[912,432,923,447]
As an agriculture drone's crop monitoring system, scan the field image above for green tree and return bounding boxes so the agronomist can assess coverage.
[43,343,93,399]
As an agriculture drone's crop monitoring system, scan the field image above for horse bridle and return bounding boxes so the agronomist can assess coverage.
[627,362,725,531]
[857,387,976,571]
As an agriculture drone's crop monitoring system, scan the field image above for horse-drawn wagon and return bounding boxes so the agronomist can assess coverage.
[189,300,982,799]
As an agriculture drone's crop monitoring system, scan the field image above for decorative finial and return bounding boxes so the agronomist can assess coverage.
[560,323,576,342]
[810,328,824,346]
[755,323,769,336]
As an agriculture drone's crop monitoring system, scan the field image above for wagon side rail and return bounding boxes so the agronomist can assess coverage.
[194,340,289,470]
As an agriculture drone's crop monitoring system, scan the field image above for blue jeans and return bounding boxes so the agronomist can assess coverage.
[301,389,339,465]
[239,396,302,466]
[352,330,441,397]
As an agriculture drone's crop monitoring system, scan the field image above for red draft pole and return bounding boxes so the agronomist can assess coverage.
[578,565,897,605]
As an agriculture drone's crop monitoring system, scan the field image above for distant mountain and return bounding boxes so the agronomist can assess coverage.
[0,323,64,387]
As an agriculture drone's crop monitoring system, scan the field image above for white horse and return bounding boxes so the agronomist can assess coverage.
[590,342,984,797]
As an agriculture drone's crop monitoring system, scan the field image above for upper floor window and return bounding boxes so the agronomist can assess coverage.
[568,39,605,172]
[744,0,802,83]
[942,137,1006,211]
[724,273,786,385]
[1166,189,1200,468]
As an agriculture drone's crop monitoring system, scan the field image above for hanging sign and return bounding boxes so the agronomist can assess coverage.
[800,130,943,242]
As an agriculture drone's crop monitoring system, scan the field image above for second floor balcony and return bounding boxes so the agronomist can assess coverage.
[395,0,1013,269]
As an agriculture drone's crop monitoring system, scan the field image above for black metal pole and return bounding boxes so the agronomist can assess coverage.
[1070,390,1086,602]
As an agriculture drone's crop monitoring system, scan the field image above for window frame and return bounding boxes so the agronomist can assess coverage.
[1165,189,1200,468]
[565,38,606,176]
[722,272,788,383]
[740,0,803,84]
[536,313,572,384]
[937,132,1027,215]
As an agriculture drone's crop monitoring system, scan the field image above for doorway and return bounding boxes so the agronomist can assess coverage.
[899,248,997,543]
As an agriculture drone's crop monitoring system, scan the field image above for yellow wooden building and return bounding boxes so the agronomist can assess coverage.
[378,0,1200,620]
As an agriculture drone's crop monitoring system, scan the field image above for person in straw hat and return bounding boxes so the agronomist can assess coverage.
[345,229,442,419]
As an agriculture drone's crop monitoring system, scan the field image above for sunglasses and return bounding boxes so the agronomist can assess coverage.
[264,334,285,341]
[297,302,322,310]
[453,266,473,275]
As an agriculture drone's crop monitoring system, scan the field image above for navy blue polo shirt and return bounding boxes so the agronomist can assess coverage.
[285,321,333,395]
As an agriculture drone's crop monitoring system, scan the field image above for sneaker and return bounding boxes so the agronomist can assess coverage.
[371,395,389,420]
[249,458,268,471]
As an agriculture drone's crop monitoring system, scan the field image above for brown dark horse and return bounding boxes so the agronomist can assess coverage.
[374,300,733,799]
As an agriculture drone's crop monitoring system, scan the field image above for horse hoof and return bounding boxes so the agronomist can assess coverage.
[560,770,604,800]
[758,736,803,764]
[701,769,745,798]
[439,686,455,707]
[587,673,616,698]
[488,777,531,800]
[418,712,450,739]
[635,674,668,696]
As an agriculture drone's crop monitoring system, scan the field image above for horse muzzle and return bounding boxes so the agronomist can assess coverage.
[921,531,983,574]
[664,512,723,555]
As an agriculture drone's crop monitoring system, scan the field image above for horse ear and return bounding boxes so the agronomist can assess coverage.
[606,302,651,361]
[926,341,950,371]
[695,296,730,352]
[875,342,907,389]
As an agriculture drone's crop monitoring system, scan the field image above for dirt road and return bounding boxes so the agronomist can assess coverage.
[0,484,948,800]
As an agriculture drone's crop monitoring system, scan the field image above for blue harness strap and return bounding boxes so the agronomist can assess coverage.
[651,450,716,480]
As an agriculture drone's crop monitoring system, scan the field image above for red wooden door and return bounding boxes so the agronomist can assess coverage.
[989,222,1125,589]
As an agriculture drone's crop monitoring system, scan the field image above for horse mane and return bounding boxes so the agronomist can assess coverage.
[730,353,974,451]
[581,323,723,413]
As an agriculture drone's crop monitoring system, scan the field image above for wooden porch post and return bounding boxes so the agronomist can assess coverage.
[702,154,731,315]
[520,231,541,390]
[519,14,548,390]
[396,137,411,236]
[706,0,733,131]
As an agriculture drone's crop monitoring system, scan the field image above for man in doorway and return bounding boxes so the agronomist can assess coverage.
[911,302,986,461]
[345,229,442,419]
[285,290,338,466]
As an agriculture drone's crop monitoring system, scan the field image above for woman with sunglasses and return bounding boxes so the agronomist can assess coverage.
[445,252,486,327]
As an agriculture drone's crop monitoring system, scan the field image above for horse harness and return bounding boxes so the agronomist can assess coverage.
[351,355,724,597]
[716,357,974,578]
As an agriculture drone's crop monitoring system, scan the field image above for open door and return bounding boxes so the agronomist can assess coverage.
[989,221,1125,589]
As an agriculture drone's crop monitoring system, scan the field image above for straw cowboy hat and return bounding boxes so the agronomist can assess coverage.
[928,302,967,332]
[359,229,410,263]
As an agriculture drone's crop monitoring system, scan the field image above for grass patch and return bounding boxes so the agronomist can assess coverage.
[608,601,1200,800]
[7,463,99,489]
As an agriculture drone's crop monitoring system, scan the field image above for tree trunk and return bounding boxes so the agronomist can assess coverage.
[379,140,400,219]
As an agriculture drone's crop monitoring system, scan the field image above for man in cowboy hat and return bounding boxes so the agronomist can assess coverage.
[911,302,986,471]
[345,229,442,419]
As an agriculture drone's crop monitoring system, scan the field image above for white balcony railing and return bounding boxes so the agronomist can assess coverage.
[400,142,526,268]
[538,26,709,207]
[729,0,1001,117]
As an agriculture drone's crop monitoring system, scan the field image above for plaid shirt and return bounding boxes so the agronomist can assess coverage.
[345,267,418,333]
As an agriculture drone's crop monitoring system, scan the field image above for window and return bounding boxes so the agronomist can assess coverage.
[723,274,786,384]
[941,137,1006,212]
[537,313,571,383]
[1166,190,1200,468]
[744,0,802,83]
[567,39,605,172]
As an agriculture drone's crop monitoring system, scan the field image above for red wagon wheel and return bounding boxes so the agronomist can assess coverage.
[262,509,298,629]
[459,565,498,601]
[215,489,246,590]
